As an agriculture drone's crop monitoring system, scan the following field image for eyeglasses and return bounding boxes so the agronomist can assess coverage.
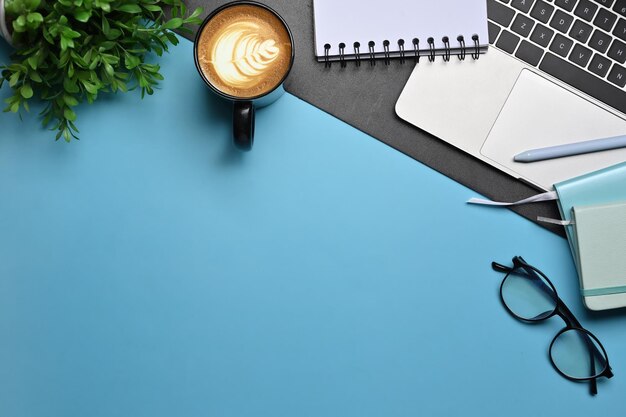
[492,256,613,395]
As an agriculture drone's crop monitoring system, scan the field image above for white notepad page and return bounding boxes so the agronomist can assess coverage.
[313,0,489,59]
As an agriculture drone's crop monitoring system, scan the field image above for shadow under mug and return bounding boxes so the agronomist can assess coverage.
[193,1,295,151]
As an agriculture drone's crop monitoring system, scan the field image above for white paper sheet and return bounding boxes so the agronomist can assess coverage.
[313,0,489,59]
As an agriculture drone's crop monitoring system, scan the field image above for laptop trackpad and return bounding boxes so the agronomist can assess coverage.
[480,69,626,190]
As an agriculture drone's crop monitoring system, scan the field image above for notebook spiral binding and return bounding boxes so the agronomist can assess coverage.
[323,34,480,68]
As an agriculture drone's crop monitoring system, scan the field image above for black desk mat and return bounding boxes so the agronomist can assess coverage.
[185,0,563,236]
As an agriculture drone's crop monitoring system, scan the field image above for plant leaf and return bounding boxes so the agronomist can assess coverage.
[64,77,80,94]
[21,84,34,98]
[74,10,91,23]
[29,71,42,82]
[124,52,140,69]
[26,12,44,25]
[161,18,183,30]
[143,5,162,12]
[116,4,142,13]
[9,72,20,87]
[63,95,79,106]
[63,108,77,121]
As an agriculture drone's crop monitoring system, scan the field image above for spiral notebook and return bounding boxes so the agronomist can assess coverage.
[313,0,489,65]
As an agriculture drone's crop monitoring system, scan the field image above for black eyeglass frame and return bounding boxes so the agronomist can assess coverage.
[492,256,613,395]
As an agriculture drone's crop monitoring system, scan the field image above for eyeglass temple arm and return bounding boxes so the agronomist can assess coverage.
[556,299,613,363]
[491,262,512,273]
[557,298,615,395]
[558,301,598,395]
[590,374,598,395]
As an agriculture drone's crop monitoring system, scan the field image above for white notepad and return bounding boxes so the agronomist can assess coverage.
[313,0,489,63]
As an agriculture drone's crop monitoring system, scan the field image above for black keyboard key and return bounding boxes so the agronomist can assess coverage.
[569,43,595,66]
[608,63,626,86]
[555,0,577,12]
[539,53,626,113]
[512,14,537,37]
[615,18,626,41]
[569,19,594,43]
[487,0,517,27]
[516,40,545,65]
[608,38,626,62]
[593,0,614,6]
[615,0,626,17]
[575,0,599,21]
[531,1,556,23]
[550,33,575,56]
[512,0,536,13]
[589,53,613,76]
[594,9,618,32]
[550,10,575,32]
[589,29,613,52]
[531,23,556,46]
[497,30,522,52]
[488,21,502,44]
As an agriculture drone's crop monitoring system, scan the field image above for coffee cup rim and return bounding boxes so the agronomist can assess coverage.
[193,0,295,102]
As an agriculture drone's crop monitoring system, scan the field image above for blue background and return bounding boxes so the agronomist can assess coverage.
[1,38,625,416]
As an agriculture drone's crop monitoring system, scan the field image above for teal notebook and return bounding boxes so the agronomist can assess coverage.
[571,202,626,310]
[554,161,626,272]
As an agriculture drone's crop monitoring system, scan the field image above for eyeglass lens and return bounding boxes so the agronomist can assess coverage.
[550,329,608,380]
[501,267,557,321]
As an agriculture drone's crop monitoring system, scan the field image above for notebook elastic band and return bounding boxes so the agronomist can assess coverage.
[582,285,626,297]
[467,191,557,206]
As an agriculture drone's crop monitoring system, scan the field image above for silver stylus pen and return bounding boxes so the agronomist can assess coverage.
[514,134,626,163]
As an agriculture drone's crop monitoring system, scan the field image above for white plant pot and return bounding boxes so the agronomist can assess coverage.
[0,0,13,45]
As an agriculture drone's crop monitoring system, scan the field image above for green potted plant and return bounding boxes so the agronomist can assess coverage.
[0,0,202,141]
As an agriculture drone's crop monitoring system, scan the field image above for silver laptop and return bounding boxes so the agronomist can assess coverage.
[396,0,626,191]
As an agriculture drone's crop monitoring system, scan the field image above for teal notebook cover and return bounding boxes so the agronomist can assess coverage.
[554,161,626,271]
[572,202,626,309]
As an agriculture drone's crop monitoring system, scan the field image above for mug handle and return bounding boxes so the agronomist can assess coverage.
[233,101,255,151]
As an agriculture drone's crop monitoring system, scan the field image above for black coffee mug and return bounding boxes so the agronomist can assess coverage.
[193,1,295,151]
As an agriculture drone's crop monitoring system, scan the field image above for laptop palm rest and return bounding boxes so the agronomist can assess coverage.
[480,69,626,190]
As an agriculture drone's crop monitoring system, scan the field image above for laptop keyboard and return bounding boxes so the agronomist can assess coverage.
[487,0,626,114]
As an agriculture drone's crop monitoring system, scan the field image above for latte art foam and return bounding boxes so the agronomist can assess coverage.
[196,5,292,98]
[212,21,280,89]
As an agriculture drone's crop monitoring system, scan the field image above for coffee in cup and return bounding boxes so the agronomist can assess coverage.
[196,3,292,99]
